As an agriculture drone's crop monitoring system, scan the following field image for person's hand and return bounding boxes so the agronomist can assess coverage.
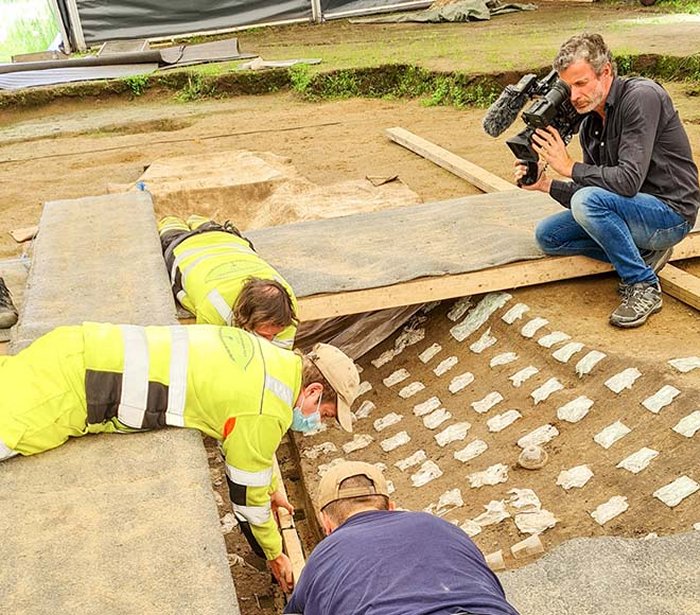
[270,489,294,523]
[514,159,550,192]
[531,126,574,178]
[268,552,294,593]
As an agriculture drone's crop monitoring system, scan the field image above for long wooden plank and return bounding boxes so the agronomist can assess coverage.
[386,126,514,193]
[659,264,700,311]
[272,456,306,586]
[297,233,700,321]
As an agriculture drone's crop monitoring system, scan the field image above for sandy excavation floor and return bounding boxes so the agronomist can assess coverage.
[1,42,699,615]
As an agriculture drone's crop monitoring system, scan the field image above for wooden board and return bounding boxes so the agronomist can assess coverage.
[296,232,700,320]
[386,127,514,193]
[659,264,700,311]
[273,457,306,586]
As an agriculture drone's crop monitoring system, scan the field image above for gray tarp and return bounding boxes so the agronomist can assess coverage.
[351,0,536,22]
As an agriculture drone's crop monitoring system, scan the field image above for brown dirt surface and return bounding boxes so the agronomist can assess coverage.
[2,4,700,612]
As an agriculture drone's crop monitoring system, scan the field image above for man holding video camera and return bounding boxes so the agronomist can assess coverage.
[516,33,699,328]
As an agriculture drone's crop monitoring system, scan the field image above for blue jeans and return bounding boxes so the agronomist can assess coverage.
[535,187,691,285]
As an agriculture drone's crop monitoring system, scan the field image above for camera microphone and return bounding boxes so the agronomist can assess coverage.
[482,74,537,138]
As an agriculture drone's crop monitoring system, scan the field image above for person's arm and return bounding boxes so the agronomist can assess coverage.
[572,87,662,196]
[222,414,285,560]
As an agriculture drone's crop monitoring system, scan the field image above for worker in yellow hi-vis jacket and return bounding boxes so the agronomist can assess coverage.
[158,214,298,349]
[0,323,359,593]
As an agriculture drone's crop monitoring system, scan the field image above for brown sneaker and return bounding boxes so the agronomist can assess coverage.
[610,282,662,328]
[0,277,18,329]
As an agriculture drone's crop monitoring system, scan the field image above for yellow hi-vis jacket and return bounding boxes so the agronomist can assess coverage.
[167,230,298,349]
[0,323,302,560]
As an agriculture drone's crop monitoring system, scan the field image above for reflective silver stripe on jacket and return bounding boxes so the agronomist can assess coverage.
[273,337,294,349]
[165,326,189,427]
[233,503,272,526]
[207,289,233,325]
[0,437,18,461]
[225,463,273,488]
[265,374,294,406]
[117,325,150,429]
[170,242,252,285]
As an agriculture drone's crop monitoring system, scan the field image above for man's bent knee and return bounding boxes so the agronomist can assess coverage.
[534,218,564,254]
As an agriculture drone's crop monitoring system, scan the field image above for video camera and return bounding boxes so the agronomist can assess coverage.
[482,70,583,186]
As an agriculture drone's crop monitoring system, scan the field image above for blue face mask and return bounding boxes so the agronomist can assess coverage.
[290,394,322,433]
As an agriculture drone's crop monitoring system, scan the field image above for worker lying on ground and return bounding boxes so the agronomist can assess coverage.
[0,323,360,592]
[285,461,521,615]
[158,214,298,348]
[0,276,18,329]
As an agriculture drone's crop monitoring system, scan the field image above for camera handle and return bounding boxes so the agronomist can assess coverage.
[517,160,541,187]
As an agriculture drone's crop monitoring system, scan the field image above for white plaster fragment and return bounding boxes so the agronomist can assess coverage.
[380,430,411,452]
[673,411,700,438]
[616,447,659,474]
[399,381,425,399]
[531,378,564,404]
[386,480,396,495]
[642,385,681,413]
[594,421,631,449]
[487,410,522,433]
[357,381,372,396]
[521,317,549,338]
[425,488,464,516]
[469,463,509,488]
[342,434,374,454]
[490,352,518,368]
[371,349,397,368]
[220,512,238,533]
[557,396,594,423]
[469,328,497,354]
[449,372,475,394]
[423,408,452,430]
[668,356,700,373]
[507,488,541,513]
[434,356,458,376]
[517,424,559,449]
[395,326,425,351]
[473,500,510,527]
[447,297,473,322]
[383,368,409,388]
[435,422,471,447]
[471,391,503,414]
[450,292,512,342]
[509,366,539,387]
[413,396,441,417]
[303,422,328,437]
[318,457,346,478]
[410,460,443,487]
[502,302,529,324]
[575,350,607,377]
[454,439,488,463]
[373,412,403,432]
[418,343,442,364]
[354,400,376,420]
[303,442,338,459]
[653,476,700,508]
[591,496,629,525]
[537,331,571,348]
[460,520,482,537]
[373,462,388,472]
[557,465,594,490]
[422,301,440,314]
[604,367,642,394]
[515,510,558,535]
[356,364,363,373]
[552,342,584,363]
[395,449,427,471]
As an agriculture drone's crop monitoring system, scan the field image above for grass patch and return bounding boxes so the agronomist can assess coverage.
[0,0,58,63]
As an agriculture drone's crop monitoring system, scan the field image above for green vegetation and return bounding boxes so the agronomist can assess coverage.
[123,74,150,97]
[175,73,217,102]
[651,0,700,13]
[0,0,58,63]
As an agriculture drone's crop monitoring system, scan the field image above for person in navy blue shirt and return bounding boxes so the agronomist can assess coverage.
[284,461,520,615]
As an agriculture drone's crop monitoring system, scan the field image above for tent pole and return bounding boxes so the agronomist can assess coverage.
[311,0,323,23]
[47,0,72,53]
[63,0,86,50]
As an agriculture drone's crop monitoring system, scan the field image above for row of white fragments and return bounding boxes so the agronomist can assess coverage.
[370,291,700,380]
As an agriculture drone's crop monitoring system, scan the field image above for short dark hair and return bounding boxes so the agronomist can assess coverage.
[321,474,389,525]
[553,32,616,77]
[232,277,296,333]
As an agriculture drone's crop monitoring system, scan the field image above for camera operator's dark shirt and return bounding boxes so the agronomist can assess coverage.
[549,76,699,226]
